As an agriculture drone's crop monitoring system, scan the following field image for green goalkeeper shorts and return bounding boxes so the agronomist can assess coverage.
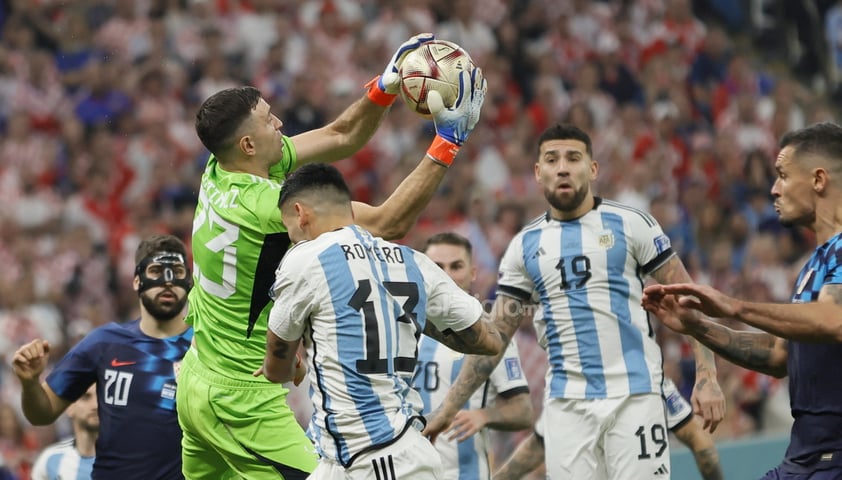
[176,348,318,479]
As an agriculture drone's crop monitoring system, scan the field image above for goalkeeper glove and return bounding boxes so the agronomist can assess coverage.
[366,33,435,106]
[426,67,487,167]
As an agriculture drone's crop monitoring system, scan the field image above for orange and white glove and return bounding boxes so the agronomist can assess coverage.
[366,33,436,106]
[426,67,487,167]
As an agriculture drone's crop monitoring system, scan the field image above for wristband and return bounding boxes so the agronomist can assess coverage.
[426,135,460,167]
[365,76,397,107]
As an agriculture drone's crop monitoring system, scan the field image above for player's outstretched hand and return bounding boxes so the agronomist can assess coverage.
[641,285,697,334]
[647,283,739,319]
[378,33,435,95]
[422,406,455,445]
[12,339,50,383]
[692,375,726,433]
[429,67,487,146]
[447,409,487,442]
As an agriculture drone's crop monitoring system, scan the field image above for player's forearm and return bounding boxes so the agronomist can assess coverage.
[483,394,533,431]
[692,446,723,480]
[494,433,545,480]
[20,380,61,425]
[733,300,842,342]
[439,352,504,419]
[358,157,447,239]
[688,321,787,377]
[323,95,389,161]
[688,336,718,379]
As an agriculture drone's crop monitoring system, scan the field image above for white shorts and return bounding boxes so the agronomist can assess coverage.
[662,377,693,431]
[307,427,443,480]
[541,394,671,480]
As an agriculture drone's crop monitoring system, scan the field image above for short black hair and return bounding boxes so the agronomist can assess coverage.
[423,232,473,256]
[537,123,593,157]
[134,235,188,264]
[195,86,261,156]
[779,122,842,167]
[278,163,352,209]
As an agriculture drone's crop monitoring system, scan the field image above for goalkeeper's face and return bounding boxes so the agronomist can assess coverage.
[248,98,285,168]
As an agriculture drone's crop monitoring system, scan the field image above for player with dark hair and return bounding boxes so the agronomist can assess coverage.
[644,121,842,479]
[262,163,504,479]
[178,33,488,479]
[13,234,193,480]
[414,232,533,480]
[424,124,725,479]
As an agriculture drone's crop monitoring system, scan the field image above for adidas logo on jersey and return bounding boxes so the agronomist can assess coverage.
[654,463,670,475]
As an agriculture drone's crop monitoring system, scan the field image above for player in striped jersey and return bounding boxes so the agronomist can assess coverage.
[644,122,842,479]
[13,235,192,480]
[31,385,97,480]
[178,34,487,480]
[424,124,725,479]
[493,376,724,480]
[262,163,506,480]
[413,233,533,480]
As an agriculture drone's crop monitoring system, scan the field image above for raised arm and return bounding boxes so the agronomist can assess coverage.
[422,294,527,442]
[650,256,725,432]
[12,339,72,425]
[291,34,435,165]
[353,68,487,239]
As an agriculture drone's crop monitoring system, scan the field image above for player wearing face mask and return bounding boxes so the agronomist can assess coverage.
[12,235,193,480]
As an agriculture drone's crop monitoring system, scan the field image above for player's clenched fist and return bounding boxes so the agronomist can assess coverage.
[12,339,50,382]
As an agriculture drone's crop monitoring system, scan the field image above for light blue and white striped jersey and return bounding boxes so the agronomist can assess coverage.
[31,438,94,480]
[268,225,483,467]
[498,199,673,400]
[412,338,528,480]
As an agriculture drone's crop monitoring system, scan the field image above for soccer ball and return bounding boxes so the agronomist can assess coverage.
[399,40,476,118]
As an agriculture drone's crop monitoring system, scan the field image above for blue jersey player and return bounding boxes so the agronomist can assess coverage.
[12,234,193,480]
[644,122,842,479]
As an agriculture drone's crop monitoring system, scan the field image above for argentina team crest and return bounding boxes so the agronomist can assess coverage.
[598,231,615,249]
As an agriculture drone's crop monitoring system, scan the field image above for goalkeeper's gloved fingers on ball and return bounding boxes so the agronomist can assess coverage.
[379,32,435,94]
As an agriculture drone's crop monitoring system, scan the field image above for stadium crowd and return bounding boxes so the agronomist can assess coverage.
[0,0,840,477]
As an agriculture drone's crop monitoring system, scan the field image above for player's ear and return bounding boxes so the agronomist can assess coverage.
[133,275,140,293]
[239,134,256,156]
[294,202,309,228]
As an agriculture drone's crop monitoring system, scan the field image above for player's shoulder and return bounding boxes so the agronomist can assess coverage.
[81,319,139,342]
[278,233,340,271]
[38,437,76,456]
[825,231,842,253]
[598,198,658,226]
[510,212,549,240]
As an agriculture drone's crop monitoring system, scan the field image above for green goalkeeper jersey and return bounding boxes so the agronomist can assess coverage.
[187,135,297,380]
